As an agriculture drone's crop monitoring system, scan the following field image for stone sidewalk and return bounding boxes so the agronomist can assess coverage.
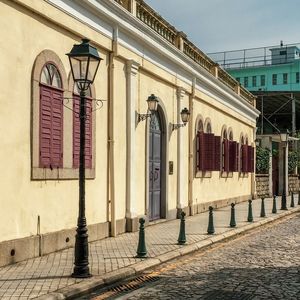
[0,197,299,300]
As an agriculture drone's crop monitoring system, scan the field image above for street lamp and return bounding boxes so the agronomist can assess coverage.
[67,38,102,278]
[172,108,190,130]
[280,131,289,210]
[137,94,159,122]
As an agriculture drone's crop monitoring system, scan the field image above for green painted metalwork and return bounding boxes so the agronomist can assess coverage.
[247,200,253,222]
[136,218,147,258]
[177,211,186,245]
[260,198,266,217]
[207,206,215,235]
[229,203,236,228]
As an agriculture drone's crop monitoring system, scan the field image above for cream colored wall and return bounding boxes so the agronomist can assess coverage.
[113,58,127,220]
[0,0,257,243]
[0,1,108,242]
[192,97,253,204]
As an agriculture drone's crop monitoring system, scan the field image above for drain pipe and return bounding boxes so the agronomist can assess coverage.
[108,28,117,237]
[188,78,196,216]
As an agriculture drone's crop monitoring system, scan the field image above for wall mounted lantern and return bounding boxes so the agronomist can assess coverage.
[137,94,159,122]
[67,38,102,278]
[172,107,190,130]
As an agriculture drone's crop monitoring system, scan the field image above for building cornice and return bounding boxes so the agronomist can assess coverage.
[43,0,259,122]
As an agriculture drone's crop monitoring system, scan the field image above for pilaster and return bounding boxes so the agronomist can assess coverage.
[177,87,186,215]
[126,59,140,231]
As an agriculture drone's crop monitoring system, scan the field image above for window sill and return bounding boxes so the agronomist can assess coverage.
[31,167,95,180]
[239,172,249,178]
[195,171,212,178]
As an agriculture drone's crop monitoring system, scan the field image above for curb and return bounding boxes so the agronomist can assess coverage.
[35,206,300,300]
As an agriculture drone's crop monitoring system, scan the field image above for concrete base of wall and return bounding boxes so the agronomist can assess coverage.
[190,194,251,215]
[0,221,109,268]
[0,195,251,267]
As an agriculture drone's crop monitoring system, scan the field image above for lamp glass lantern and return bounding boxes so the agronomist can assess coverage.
[280,132,289,144]
[146,94,159,112]
[67,38,102,91]
[180,107,190,124]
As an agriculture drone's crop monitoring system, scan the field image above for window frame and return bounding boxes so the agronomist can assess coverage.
[31,50,96,180]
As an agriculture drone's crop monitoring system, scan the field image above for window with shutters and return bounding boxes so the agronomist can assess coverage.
[31,50,96,180]
[39,63,63,169]
[195,118,219,178]
[73,85,93,169]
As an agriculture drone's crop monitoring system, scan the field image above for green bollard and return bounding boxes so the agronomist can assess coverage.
[136,218,147,258]
[298,190,300,205]
[229,203,236,228]
[247,200,253,222]
[207,206,215,234]
[177,211,186,245]
[291,192,295,207]
[272,195,277,214]
[260,198,266,217]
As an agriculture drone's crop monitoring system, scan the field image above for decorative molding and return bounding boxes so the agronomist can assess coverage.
[43,0,259,123]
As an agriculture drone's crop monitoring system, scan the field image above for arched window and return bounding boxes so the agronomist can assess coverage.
[73,85,93,169]
[39,63,63,169]
[196,118,219,173]
[206,122,212,134]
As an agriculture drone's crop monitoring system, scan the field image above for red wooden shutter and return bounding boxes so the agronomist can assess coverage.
[199,132,205,171]
[196,131,200,171]
[251,146,255,173]
[40,86,52,168]
[229,141,237,172]
[85,98,93,169]
[51,90,63,168]
[214,136,221,171]
[247,145,254,173]
[242,144,248,173]
[204,133,215,171]
[73,95,93,169]
[224,139,229,172]
[235,142,239,172]
[40,85,63,168]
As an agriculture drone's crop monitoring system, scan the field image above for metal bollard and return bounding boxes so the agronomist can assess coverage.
[247,200,253,222]
[207,206,215,234]
[230,203,236,228]
[136,218,147,258]
[272,195,277,214]
[291,192,295,207]
[260,198,266,217]
[177,211,186,245]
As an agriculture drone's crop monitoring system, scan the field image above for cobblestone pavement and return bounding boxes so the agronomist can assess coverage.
[121,214,300,300]
[0,197,299,299]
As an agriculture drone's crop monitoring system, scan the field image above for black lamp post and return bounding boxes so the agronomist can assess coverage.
[67,38,102,278]
[280,132,288,210]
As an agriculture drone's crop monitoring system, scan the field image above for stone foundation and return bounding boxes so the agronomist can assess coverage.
[256,174,270,197]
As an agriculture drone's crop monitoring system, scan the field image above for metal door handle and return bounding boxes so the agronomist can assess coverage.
[154,170,159,181]
[150,171,153,180]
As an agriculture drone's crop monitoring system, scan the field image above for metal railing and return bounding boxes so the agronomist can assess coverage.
[113,0,255,106]
[208,43,300,70]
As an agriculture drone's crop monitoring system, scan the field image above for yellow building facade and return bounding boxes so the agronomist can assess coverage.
[0,0,259,266]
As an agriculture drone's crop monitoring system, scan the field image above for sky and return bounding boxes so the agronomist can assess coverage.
[145,0,300,54]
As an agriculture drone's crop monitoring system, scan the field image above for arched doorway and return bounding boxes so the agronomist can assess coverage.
[149,111,163,221]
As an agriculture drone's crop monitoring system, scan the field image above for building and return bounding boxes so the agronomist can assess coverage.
[209,42,300,197]
[0,0,258,267]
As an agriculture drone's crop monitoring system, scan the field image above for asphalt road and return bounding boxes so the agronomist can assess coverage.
[84,213,300,300]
